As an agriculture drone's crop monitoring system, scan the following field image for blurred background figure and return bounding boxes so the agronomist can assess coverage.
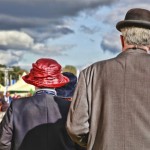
[0,91,11,113]
[0,93,3,102]
[12,92,18,100]
[4,91,12,104]
[0,93,5,122]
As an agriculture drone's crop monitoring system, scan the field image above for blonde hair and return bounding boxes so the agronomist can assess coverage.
[121,27,150,46]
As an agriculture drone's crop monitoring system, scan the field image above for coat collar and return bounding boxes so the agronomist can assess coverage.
[117,48,149,58]
[34,88,57,96]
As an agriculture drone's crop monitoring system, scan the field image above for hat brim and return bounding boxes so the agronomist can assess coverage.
[116,20,150,31]
[22,74,70,88]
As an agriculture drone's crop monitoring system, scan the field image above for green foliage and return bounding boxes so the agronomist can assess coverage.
[10,66,28,80]
[0,65,28,86]
[62,65,77,76]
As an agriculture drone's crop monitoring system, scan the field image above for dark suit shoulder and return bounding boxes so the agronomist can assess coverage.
[12,96,31,106]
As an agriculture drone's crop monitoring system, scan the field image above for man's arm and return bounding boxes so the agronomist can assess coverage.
[0,103,13,150]
[66,71,90,147]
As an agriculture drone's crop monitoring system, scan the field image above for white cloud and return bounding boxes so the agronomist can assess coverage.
[101,33,121,53]
[0,29,76,65]
[0,31,34,50]
[32,43,76,56]
[0,50,23,66]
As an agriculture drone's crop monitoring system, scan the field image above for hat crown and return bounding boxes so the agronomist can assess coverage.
[33,58,61,77]
[125,8,150,22]
[36,58,60,69]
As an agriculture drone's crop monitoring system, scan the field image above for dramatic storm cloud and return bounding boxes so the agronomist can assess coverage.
[1,0,149,68]
[0,0,119,66]
[0,0,118,31]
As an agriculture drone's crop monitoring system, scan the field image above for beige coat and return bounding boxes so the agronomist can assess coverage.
[66,48,150,150]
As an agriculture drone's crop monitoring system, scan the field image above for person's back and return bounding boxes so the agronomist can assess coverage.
[0,58,77,150]
[66,8,150,150]
[81,49,150,149]
[11,94,75,150]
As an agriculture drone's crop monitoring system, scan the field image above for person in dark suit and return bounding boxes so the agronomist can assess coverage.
[56,72,85,150]
[4,91,12,104]
[66,8,150,150]
[0,58,78,150]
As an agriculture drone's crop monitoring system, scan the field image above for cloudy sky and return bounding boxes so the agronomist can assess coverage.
[0,0,149,71]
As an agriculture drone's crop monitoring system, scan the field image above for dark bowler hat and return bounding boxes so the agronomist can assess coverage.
[116,8,150,31]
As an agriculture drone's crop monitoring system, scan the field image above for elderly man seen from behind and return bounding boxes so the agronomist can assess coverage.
[66,8,150,150]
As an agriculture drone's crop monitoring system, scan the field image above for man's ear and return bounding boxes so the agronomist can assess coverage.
[120,35,124,49]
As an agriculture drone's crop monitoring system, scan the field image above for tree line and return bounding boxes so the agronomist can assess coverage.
[0,65,77,86]
[0,64,28,86]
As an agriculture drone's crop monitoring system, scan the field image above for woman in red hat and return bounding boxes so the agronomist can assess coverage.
[0,58,78,150]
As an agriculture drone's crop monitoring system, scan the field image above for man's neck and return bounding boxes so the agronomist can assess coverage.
[123,44,150,53]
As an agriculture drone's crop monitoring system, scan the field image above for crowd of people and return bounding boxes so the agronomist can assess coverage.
[0,7,150,150]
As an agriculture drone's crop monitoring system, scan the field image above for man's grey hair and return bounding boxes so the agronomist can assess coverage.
[121,27,150,46]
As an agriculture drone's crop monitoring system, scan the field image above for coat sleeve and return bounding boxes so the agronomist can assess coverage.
[66,71,89,147]
[0,103,13,150]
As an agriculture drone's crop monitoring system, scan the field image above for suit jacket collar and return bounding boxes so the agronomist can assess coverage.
[117,48,148,58]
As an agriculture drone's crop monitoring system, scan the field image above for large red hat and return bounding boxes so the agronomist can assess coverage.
[22,58,70,88]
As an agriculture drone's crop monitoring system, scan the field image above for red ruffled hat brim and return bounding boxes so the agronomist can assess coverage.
[22,74,69,88]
